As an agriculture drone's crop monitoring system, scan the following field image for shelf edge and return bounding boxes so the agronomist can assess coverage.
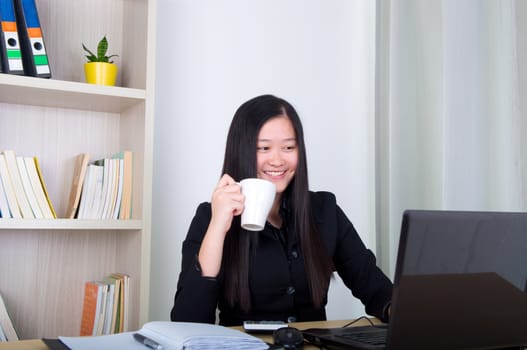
[0,219,143,230]
[0,74,146,113]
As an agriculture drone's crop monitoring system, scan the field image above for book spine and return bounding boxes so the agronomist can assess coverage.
[2,150,33,218]
[0,155,21,218]
[16,156,43,218]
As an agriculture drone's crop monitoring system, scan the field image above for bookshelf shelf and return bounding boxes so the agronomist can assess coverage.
[0,75,146,113]
[0,0,156,340]
[0,219,142,230]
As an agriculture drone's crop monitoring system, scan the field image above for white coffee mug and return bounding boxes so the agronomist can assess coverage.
[239,178,276,231]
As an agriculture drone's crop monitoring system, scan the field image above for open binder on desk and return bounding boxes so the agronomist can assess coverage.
[56,321,268,350]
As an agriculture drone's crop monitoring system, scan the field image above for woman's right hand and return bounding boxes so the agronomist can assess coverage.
[209,173,244,235]
[198,174,244,277]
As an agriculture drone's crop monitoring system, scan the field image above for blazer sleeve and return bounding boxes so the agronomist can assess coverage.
[170,202,220,324]
[312,192,393,322]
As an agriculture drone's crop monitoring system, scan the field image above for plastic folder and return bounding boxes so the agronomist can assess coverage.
[13,0,50,78]
[0,0,24,74]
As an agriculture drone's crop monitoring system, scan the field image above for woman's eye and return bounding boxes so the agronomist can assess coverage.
[257,146,270,151]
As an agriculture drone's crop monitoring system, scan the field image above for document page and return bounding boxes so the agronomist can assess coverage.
[59,321,268,350]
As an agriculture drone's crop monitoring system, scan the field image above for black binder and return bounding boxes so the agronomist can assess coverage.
[0,0,24,74]
[13,0,50,78]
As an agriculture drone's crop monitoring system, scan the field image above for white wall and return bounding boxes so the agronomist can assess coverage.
[150,0,378,322]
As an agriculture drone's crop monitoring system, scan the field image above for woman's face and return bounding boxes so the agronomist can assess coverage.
[256,115,298,195]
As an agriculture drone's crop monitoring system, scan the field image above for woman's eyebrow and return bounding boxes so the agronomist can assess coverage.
[258,137,297,142]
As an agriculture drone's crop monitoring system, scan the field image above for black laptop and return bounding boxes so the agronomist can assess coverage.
[303,210,527,350]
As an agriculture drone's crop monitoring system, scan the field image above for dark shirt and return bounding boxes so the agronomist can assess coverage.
[171,191,392,326]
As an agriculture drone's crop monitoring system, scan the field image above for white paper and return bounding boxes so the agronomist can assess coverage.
[59,332,143,350]
[59,322,269,350]
[139,322,268,350]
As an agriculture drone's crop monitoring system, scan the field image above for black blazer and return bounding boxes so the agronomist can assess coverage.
[171,191,392,326]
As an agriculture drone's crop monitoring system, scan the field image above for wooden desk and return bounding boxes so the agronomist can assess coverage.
[234,318,379,346]
[0,340,49,350]
[0,318,379,349]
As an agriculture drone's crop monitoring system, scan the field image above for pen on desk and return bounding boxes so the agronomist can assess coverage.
[133,332,163,350]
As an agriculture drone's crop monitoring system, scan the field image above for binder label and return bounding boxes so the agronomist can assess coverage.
[0,2,24,74]
[13,0,51,78]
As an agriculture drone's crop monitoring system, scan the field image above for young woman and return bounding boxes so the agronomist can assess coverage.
[170,94,392,326]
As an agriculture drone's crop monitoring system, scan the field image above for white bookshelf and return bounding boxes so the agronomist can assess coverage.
[0,0,156,339]
[0,74,146,112]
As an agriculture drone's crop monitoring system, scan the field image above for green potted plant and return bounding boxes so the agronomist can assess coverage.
[83,35,119,86]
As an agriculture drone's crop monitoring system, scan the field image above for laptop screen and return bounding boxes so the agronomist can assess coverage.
[395,210,527,291]
[388,210,527,349]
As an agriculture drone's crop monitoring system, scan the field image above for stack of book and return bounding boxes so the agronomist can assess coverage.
[80,273,130,336]
[67,151,133,220]
[0,150,56,219]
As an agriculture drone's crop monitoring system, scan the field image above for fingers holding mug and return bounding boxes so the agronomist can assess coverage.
[210,174,244,230]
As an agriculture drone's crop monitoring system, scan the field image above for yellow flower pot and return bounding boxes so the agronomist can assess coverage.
[84,62,118,86]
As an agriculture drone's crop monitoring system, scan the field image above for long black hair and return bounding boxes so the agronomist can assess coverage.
[221,94,333,312]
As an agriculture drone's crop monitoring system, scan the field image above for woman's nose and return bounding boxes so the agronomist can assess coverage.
[268,150,284,165]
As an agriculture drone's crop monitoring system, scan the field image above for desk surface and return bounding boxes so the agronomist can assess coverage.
[0,318,379,349]
[234,318,378,346]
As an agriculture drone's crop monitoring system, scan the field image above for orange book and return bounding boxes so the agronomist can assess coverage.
[79,281,99,336]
